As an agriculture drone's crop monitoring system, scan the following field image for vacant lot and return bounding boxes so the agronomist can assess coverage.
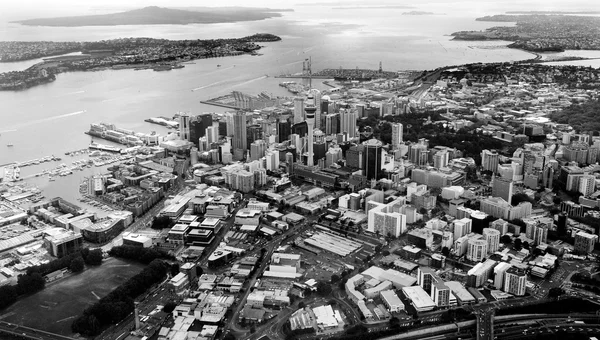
[0,257,144,336]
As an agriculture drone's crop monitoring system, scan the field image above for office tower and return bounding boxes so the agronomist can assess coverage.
[179,114,190,141]
[417,267,436,294]
[232,111,247,160]
[503,267,526,296]
[574,231,598,254]
[467,239,488,262]
[524,220,548,246]
[452,218,472,240]
[493,262,511,290]
[481,150,499,173]
[189,114,213,147]
[293,97,304,124]
[325,146,343,167]
[391,123,403,150]
[556,213,567,236]
[325,113,340,135]
[578,174,596,197]
[409,143,429,166]
[277,119,291,143]
[265,150,280,171]
[432,281,450,307]
[492,177,514,205]
[320,96,330,127]
[309,89,322,129]
[482,228,500,254]
[206,124,219,145]
[250,140,267,161]
[433,149,449,169]
[246,125,263,147]
[305,95,316,167]
[340,109,357,139]
[363,139,383,180]
[490,219,508,236]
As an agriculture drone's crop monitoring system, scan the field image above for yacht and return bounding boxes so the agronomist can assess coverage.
[7,143,13,147]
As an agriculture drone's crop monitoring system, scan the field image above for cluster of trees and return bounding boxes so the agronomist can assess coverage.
[511,193,535,206]
[71,259,169,336]
[151,215,175,230]
[0,248,104,310]
[109,245,174,264]
[549,98,600,133]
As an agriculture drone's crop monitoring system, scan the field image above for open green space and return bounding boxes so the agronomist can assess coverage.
[0,257,144,336]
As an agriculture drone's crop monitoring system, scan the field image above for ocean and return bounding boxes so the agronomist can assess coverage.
[0,2,599,205]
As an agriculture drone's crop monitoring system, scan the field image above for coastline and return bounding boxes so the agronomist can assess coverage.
[0,35,280,91]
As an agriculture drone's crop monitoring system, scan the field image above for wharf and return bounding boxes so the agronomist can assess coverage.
[200,100,240,109]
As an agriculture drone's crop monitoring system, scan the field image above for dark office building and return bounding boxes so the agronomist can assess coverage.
[292,121,308,138]
[363,139,382,180]
[246,125,263,148]
[189,114,213,147]
[277,120,291,143]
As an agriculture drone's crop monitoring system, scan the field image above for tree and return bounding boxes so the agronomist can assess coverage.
[0,285,18,309]
[163,301,177,313]
[16,273,45,295]
[151,215,174,230]
[553,197,562,205]
[522,241,530,250]
[514,238,522,251]
[511,193,534,206]
[389,316,400,328]
[500,235,512,245]
[85,249,103,266]
[331,274,341,284]
[441,247,450,257]
[170,263,180,277]
[418,207,428,215]
[316,281,332,296]
[250,326,256,334]
[196,266,203,277]
[70,257,85,273]
[382,250,390,256]
[548,287,565,299]
[298,301,306,309]
[224,334,236,340]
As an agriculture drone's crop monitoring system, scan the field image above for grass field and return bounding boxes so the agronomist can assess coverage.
[0,257,144,336]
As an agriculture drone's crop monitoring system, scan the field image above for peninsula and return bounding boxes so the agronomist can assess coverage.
[452,14,600,52]
[0,34,281,91]
[11,6,291,27]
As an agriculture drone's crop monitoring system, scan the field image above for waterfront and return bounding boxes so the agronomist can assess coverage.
[0,1,598,200]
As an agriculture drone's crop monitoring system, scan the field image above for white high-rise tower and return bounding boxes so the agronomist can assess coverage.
[305,94,316,166]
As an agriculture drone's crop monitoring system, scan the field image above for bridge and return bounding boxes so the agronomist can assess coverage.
[0,320,76,340]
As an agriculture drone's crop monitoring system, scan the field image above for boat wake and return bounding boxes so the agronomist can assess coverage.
[230,75,268,89]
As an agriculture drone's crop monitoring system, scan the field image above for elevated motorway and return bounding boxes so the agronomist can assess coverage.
[0,320,76,340]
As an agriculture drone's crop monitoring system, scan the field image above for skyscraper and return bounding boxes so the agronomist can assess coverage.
[308,89,322,129]
[179,114,190,141]
[363,139,383,180]
[293,97,304,124]
[482,228,500,254]
[481,150,499,173]
[232,111,247,160]
[340,109,357,139]
[189,114,213,147]
[305,95,316,167]
[391,123,403,150]
[492,177,514,205]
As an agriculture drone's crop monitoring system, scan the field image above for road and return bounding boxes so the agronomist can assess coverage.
[0,320,76,340]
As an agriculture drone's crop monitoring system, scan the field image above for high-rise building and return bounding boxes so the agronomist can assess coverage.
[491,177,514,205]
[325,113,340,135]
[308,89,322,129]
[490,219,509,236]
[246,125,263,148]
[467,239,488,262]
[417,267,436,294]
[524,218,549,245]
[363,139,383,180]
[232,111,247,160]
[574,231,598,254]
[277,119,291,143]
[340,109,357,139]
[391,123,403,150]
[409,143,429,166]
[367,201,407,237]
[433,149,449,169]
[503,267,526,296]
[206,124,219,145]
[265,150,280,171]
[179,114,191,141]
[189,114,213,147]
[481,150,499,173]
[578,174,596,197]
[293,97,305,124]
[493,262,511,290]
[482,228,500,254]
[452,218,472,241]
[250,140,267,161]
[432,281,450,307]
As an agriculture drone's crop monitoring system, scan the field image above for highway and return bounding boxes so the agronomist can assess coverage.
[0,320,76,340]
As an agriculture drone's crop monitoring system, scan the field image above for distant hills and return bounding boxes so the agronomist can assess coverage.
[11,6,292,27]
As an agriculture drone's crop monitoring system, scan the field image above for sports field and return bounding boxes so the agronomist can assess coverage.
[0,257,144,336]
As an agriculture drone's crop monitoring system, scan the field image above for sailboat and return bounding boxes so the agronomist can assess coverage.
[7,143,13,147]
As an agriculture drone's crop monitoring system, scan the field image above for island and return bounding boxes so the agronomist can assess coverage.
[11,6,291,27]
[402,11,437,15]
[0,33,281,91]
[451,14,600,52]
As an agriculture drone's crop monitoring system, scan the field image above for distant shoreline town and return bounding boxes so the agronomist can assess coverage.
[0,34,281,91]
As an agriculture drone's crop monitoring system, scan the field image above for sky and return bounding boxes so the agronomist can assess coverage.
[1,0,599,22]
